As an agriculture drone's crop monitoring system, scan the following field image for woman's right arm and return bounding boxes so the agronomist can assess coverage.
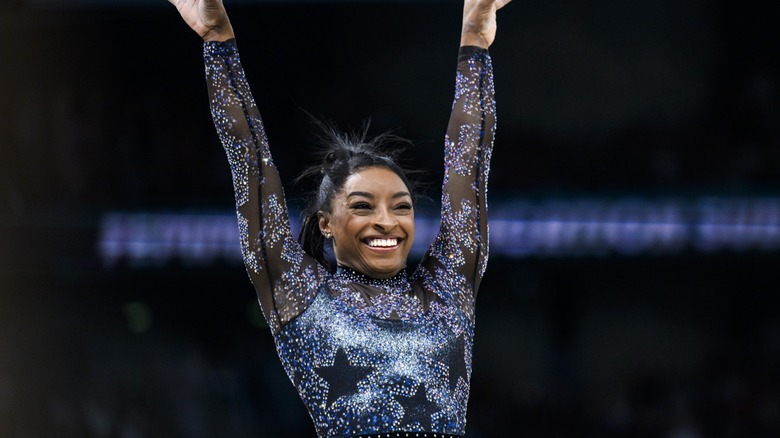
[170,0,326,334]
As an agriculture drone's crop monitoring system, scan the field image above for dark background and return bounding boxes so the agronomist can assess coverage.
[1,0,779,436]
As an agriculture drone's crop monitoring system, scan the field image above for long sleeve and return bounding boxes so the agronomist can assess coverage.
[204,40,326,334]
[420,46,495,320]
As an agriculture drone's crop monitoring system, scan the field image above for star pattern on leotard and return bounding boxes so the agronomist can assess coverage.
[399,384,439,430]
[314,347,374,408]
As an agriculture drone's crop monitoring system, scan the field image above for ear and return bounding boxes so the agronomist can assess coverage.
[317,211,331,237]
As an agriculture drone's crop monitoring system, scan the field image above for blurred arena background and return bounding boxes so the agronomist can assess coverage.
[1,0,778,436]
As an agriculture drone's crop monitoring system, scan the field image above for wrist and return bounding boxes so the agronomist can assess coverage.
[460,31,489,49]
[202,24,235,42]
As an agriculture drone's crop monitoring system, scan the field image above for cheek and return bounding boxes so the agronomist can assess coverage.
[340,215,368,236]
[402,216,416,236]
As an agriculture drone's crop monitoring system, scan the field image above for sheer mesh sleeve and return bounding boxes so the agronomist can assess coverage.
[204,40,326,334]
[420,46,495,321]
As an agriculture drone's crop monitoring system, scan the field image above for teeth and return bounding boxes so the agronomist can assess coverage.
[367,238,398,247]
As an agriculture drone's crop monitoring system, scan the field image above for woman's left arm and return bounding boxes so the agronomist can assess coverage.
[420,0,510,311]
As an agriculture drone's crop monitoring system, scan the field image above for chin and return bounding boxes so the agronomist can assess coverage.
[367,261,406,278]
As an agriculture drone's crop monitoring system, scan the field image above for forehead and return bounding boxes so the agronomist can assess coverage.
[342,167,410,195]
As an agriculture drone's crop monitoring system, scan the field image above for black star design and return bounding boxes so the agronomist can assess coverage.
[399,384,439,430]
[448,334,468,393]
[314,348,374,408]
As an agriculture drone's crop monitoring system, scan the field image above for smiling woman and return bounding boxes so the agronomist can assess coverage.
[318,166,416,279]
[168,0,509,436]
[294,126,419,277]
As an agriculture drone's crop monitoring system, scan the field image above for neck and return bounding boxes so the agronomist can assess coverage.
[334,266,408,287]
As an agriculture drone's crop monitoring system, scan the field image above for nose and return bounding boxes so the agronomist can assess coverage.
[373,207,397,232]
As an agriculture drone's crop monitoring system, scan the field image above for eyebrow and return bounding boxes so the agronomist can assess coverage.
[347,191,411,199]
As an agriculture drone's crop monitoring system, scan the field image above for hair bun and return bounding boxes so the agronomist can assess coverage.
[323,150,339,165]
[322,147,353,174]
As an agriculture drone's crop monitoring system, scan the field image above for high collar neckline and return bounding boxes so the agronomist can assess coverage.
[334,266,409,291]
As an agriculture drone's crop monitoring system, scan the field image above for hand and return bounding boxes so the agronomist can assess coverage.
[168,0,234,41]
[461,0,512,49]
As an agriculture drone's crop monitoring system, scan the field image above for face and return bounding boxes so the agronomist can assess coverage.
[319,166,415,279]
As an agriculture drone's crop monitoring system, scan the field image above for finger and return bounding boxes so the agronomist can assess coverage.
[495,0,512,10]
[167,0,188,9]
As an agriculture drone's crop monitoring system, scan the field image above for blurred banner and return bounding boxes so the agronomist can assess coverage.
[98,196,780,267]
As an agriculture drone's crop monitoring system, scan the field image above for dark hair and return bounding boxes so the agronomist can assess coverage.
[296,120,415,270]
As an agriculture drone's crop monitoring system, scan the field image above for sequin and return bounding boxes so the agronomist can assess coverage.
[236,212,259,274]
[204,40,495,438]
[430,194,466,270]
[275,274,473,437]
[261,193,288,248]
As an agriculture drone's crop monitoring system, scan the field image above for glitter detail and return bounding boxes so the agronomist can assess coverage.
[236,212,260,274]
[226,136,251,207]
[329,267,425,321]
[453,71,469,110]
[275,286,473,438]
[444,128,476,178]
[261,193,288,248]
[275,264,323,326]
[430,193,466,270]
[457,125,481,175]
[451,199,479,255]
[433,266,474,322]
[478,223,490,279]
[452,54,496,119]
[281,235,304,265]
[205,40,494,438]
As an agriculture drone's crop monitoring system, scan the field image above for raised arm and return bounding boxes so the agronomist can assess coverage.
[170,0,325,334]
[421,0,509,315]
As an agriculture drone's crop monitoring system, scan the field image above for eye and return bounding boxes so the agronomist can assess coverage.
[394,203,413,212]
[350,202,372,210]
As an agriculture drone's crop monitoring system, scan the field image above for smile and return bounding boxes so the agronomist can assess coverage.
[365,238,399,248]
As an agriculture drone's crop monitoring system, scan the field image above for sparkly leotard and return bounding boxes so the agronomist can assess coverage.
[204,39,495,438]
